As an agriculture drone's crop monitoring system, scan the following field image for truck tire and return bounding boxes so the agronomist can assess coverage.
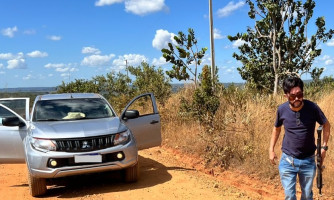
[124,162,139,182]
[28,171,47,197]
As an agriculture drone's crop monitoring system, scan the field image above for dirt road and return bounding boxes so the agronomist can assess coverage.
[0,146,286,200]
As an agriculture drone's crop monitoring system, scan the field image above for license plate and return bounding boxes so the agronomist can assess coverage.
[74,154,102,163]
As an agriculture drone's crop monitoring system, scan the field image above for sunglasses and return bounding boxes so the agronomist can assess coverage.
[296,112,301,126]
[288,92,303,101]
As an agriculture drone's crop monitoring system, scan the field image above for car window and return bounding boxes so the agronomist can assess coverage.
[0,106,17,126]
[127,95,154,116]
[0,99,27,120]
[32,98,115,121]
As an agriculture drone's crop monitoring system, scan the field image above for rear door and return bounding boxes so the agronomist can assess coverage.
[0,98,29,163]
[121,93,161,150]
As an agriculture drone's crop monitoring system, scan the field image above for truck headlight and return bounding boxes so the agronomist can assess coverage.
[114,130,130,146]
[30,137,57,152]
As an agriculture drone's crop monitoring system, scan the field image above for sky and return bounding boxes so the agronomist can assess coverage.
[1,0,334,88]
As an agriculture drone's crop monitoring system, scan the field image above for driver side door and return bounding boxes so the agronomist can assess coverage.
[0,98,29,163]
[121,93,161,150]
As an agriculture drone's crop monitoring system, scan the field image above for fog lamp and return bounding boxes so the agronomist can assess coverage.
[117,153,123,159]
[49,159,57,167]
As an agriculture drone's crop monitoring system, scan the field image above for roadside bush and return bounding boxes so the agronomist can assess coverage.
[179,66,220,126]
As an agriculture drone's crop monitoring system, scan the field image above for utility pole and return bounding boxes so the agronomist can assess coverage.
[125,59,129,86]
[209,0,216,89]
[126,60,128,76]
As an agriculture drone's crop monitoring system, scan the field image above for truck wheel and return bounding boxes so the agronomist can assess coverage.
[124,162,139,182]
[28,171,47,197]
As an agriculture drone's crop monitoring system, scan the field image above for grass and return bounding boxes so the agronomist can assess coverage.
[160,86,334,196]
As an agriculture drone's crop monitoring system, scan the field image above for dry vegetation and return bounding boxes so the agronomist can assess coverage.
[159,86,334,196]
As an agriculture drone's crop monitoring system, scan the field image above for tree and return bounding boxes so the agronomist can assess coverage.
[128,62,172,106]
[56,79,98,93]
[228,0,334,95]
[180,65,220,125]
[161,28,208,87]
[93,72,134,113]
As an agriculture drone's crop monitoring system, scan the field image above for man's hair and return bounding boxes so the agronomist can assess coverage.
[283,76,304,94]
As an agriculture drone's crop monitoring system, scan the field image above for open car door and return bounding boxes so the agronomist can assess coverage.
[121,93,161,150]
[0,98,29,163]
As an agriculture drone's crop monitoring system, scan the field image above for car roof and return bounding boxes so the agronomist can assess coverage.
[37,93,103,101]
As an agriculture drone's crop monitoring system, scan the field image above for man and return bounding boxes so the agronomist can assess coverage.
[269,76,330,200]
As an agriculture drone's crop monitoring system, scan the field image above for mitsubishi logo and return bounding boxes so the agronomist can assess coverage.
[82,141,90,149]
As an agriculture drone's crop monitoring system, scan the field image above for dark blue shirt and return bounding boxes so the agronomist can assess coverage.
[274,99,327,158]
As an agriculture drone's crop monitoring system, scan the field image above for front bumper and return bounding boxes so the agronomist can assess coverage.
[25,138,138,179]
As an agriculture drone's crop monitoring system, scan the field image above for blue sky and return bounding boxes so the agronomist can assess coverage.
[1,0,334,88]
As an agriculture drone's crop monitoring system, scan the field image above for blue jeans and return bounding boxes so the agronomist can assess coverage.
[279,152,316,200]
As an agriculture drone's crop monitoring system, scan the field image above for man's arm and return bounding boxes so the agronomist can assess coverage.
[269,126,281,165]
[321,121,330,162]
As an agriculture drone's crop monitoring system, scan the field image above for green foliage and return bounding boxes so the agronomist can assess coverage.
[56,63,171,112]
[161,28,208,86]
[56,79,98,93]
[56,73,133,113]
[305,76,334,100]
[128,62,172,106]
[229,0,334,94]
[180,65,220,125]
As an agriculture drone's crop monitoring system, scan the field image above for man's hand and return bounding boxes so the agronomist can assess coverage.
[321,149,326,167]
[269,151,278,165]
[269,126,281,165]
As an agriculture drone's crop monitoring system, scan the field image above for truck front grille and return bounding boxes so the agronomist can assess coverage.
[54,134,115,152]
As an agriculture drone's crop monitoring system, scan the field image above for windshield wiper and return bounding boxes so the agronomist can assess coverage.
[36,119,60,121]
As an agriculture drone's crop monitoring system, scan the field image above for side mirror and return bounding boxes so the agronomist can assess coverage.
[123,110,139,120]
[2,117,25,127]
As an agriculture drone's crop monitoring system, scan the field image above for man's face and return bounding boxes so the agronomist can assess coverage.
[286,86,303,108]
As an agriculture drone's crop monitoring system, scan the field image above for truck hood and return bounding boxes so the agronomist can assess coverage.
[30,117,127,139]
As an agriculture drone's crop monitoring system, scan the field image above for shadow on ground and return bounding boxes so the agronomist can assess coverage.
[28,155,194,198]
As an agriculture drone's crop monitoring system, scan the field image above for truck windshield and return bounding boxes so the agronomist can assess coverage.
[32,98,115,122]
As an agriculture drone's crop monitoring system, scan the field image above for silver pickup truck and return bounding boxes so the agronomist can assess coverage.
[0,93,161,197]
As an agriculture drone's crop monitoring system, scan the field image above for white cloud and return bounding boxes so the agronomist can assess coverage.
[81,54,115,66]
[7,58,27,69]
[45,63,66,68]
[0,53,15,60]
[61,73,70,77]
[320,55,331,61]
[152,29,176,50]
[47,35,62,41]
[95,0,123,6]
[27,50,48,58]
[112,54,147,70]
[1,26,18,38]
[44,63,78,74]
[55,67,78,73]
[232,39,246,48]
[125,0,167,16]
[217,1,245,18]
[325,59,333,66]
[226,68,233,73]
[200,54,212,66]
[214,28,224,39]
[152,57,167,66]
[0,63,3,69]
[82,47,101,55]
[23,74,34,80]
[56,67,70,72]
[327,39,334,47]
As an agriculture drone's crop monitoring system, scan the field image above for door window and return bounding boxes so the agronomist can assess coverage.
[127,94,154,116]
[0,106,17,126]
[0,98,29,120]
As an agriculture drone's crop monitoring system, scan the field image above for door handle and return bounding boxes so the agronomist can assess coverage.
[150,120,159,124]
